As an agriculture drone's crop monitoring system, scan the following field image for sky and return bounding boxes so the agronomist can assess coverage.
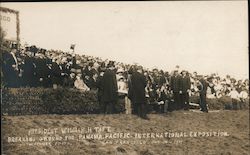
[1,1,248,79]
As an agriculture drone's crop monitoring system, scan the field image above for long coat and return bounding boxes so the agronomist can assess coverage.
[22,56,36,86]
[199,78,208,95]
[170,75,181,93]
[2,51,18,87]
[50,62,62,85]
[102,69,118,102]
[129,71,147,104]
[96,75,104,102]
[180,75,191,93]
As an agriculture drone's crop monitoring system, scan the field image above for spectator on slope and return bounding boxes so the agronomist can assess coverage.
[51,58,62,89]
[116,68,125,83]
[228,87,240,110]
[74,73,90,91]
[239,87,249,109]
[82,62,96,90]
[207,76,216,98]
[158,70,167,88]
[117,76,128,95]
[66,72,76,88]
[19,50,36,87]
[60,57,72,87]
[33,52,51,87]
[156,83,169,113]
[101,61,118,114]
[164,71,171,86]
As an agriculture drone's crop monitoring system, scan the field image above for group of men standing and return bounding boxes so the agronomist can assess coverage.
[170,70,208,112]
[2,48,74,88]
[96,63,208,119]
[96,63,149,119]
[170,70,191,111]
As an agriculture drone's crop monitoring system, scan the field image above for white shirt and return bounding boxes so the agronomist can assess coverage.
[228,90,239,100]
[239,91,248,99]
[117,81,128,94]
[74,79,90,91]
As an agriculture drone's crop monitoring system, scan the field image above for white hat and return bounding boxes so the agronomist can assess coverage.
[117,68,124,73]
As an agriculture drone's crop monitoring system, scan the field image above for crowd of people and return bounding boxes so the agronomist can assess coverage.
[1,41,249,118]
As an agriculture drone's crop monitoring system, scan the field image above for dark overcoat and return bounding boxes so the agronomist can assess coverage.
[2,51,18,87]
[129,71,147,104]
[102,69,118,102]
[170,75,181,93]
[180,75,191,92]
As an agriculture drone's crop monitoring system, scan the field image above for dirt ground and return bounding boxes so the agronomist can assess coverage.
[2,110,249,155]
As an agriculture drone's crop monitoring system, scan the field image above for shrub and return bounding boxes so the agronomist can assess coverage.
[2,88,124,115]
[1,88,248,116]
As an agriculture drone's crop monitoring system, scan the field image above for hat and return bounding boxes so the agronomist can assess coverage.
[118,76,125,81]
[136,65,143,71]
[181,70,187,75]
[88,62,94,67]
[71,68,76,73]
[76,69,82,74]
[117,68,124,73]
[107,61,115,68]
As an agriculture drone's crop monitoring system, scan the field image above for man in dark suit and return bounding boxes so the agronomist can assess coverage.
[33,53,51,87]
[2,49,19,87]
[96,66,106,113]
[60,61,72,88]
[170,70,181,110]
[179,70,191,110]
[82,62,97,90]
[101,61,118,114]
[50,59,62,89]
[129,66,148,119]
[21,55,36,87]
[197,76,208,113]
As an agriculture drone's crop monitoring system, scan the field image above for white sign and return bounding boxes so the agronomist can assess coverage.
[0,9,18,41]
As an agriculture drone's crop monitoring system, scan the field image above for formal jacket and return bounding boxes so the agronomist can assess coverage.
[170,75,181,93]
[51,62,62,85]
[101,69,118,102]
[2,51,18,87]
[74,78,90,91]
[34,57,50,79]
[21,56,36,85]
[180,75,191,93]
[198,78,208,95]
[96,74,104,102]
[129,71,147,104]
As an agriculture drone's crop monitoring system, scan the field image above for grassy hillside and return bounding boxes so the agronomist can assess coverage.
[2,110,249,155]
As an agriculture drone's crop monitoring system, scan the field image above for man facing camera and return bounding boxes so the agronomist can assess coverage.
[170,70,181,110]
[180,70,191,110]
